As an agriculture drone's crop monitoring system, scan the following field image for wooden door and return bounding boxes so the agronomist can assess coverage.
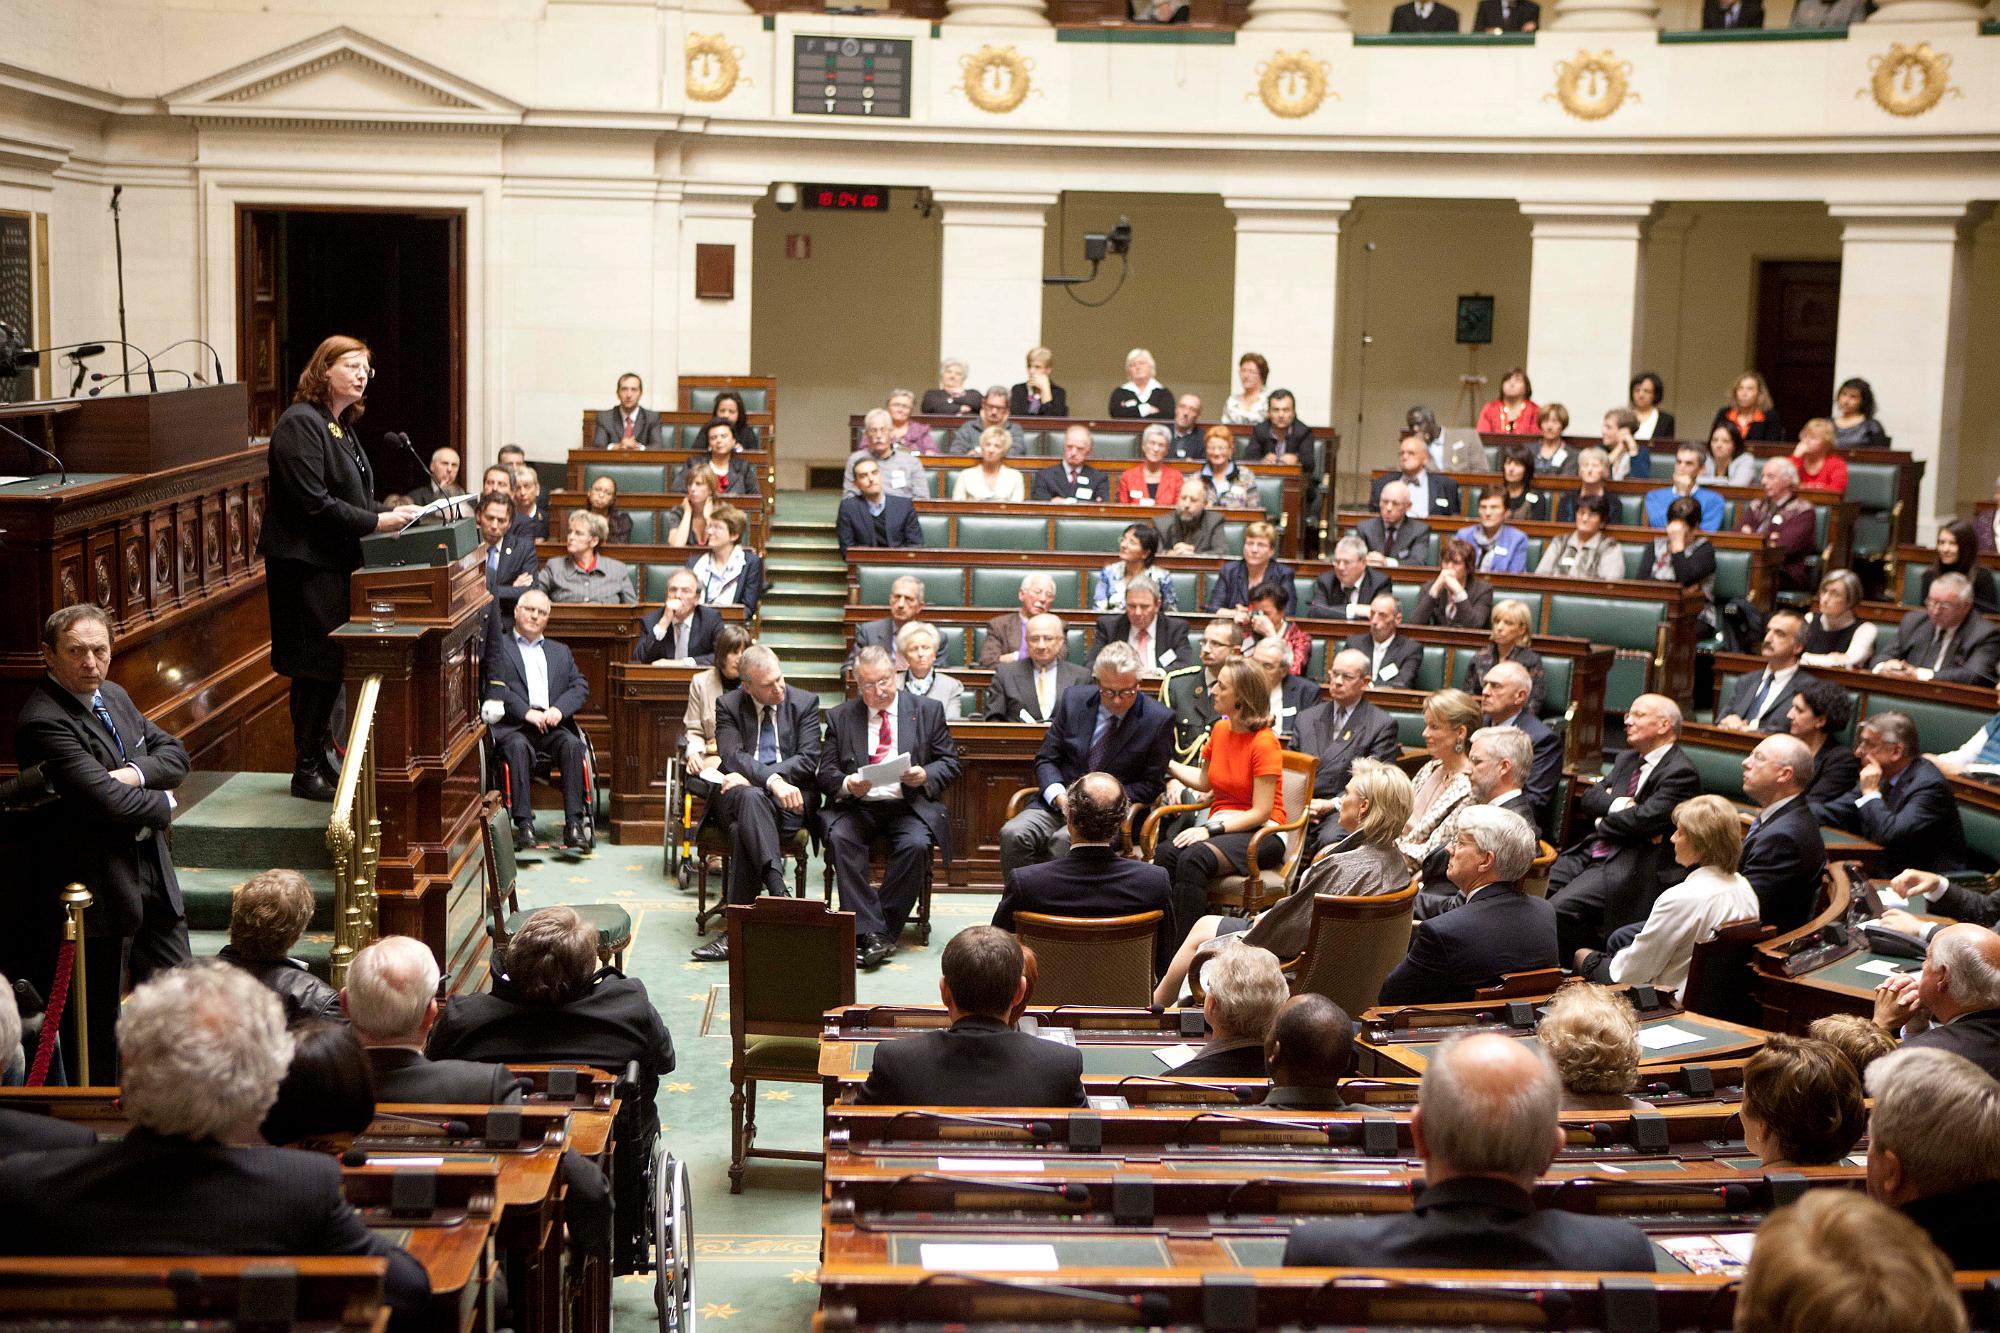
[236,209,284,437]
[1754,260,1840,439]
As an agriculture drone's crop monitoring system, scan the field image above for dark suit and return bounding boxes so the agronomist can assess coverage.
[1805,743,1861,825]
[1389,0,1460,26]
[1872,610,2000,686]
[686,548,766,619]
[855,1015,1086,1107]
[1548,745,1701,957]
[486,632,591,829]
[836,494,923,554]
[12,677,191,1078]
[1155,509,1228,555]
[1739,795,1827,933]
[851,616,904,668]
[1285,1177,1652,1272]
[1488,709,1561,829]
[1089,612,1191,674]
[1371,470,1461,518]
[594,405,663,447]
[366,1047,523,1105]
[512,506,550,542]
[1472,0,1537,25]
[1720,666,1808,732]
[1837,758,1966,874]
[1274,676,1322,745]
[632,605,723,666]
[0,1129,430,1326]
[674,456,760,497]
[1309,568,1393,620]
[1901,1180,2000,1271]
[978,612,1034,668]
[985,658,1088,724]
[708,685,824,904]
[1903,1008,2000,1083]
[1176,1039,1268,1079]
[1926,877,2000,929]
[1295,699,1402,854]
[1344,632,1424,690]
[407,482,469,509]
[817,693,960,940]
[1207,560,1298,613]
[481,532,538,643]
[1009,382,1068,417]
[1355,515,1432,566]
[1034,690,1176,812]
[1378,885,1559,1005]
[0,1108,95,1157]
[1702,0,1763,24]
[1419,789,1537,902]
[1108,385,1174,420]
[992,845,1177,976]
[1030,462,1110,503]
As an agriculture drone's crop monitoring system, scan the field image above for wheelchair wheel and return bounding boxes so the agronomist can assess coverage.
[663,758,684,879]
[653,1146,695,1332]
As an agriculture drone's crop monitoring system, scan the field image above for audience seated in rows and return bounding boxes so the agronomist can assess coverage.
[1738,1034,1866,1167]
[836,456,922,555]
[538,509,637,605]
[1311,535,1391,620]
[666,462,721,546]
[1872,572,1998,684]
[259,1020,373,1146]
[1789,678,1861,822]
[1251,636,1320,746]
[1011,346,1066,418]
[1461,600,1547,715]
[1261,994,1356,1109]
[1833,375,1887,447]
[921,359,980,417]
[1574,793,1758,991]
[595,371,661,448]
[1457,490,1529,574]
[1114,424,1184,506]
[1380,806,1555,1005]
[1090,575,1188,678]
[1536,983,1642,1112]
[1864,1046,2000,1269]
[950,425,1026,501]
[1206,520,1291,617]
[884,389,934,454]
[1161,618,1242,760]
[710,392,761,450]
[1792,418,1848,495]
[844,410,928,499]
[687,504,763,617]
[1396,689,1481,870]
[682,625,751,773]
[1704,419,1759,487]
[1643,440,1726,531]
[583,474,632,544]
[1223,352,1268,425]
[1715,370,1786,445]
[1196,427,1258,510]
[1534,404,1575,476]
[1651,495,1718,631]
[510,464,549,540]
[1176,945,1287,1078]
[1475,660,1558,819]
[1602,408,1650,481]
[408,444,465,505]
[1717,609,1807,732]
[1031,426,1109,503]
[1156,482,1226,555]
[1924,518,1998,614]
[673,420,759,498]
[219,869,343,1025]
[1356,479,1432,568]
[1475,368,1538,436]
[1496,445,1546,522]
[988,612,1087,723]
[1417,724,1539,913]
[1736,733,1829,933]
[1737,1190,1967,1333]
[1556,445,1615,521]
[1094,524,1178,613]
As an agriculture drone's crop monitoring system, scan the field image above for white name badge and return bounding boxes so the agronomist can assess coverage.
[1075,485,1092,499]
[1379,662,1400,681]
[1158,648,1178,667]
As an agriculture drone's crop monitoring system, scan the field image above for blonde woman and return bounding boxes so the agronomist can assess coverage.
[1573,793,1757,993]
[1397,689,1481,867]
[535,510,637,605]
[665,462,719,546]
[1151,758,1413,1006]
[950,425,1026,502]
[1538,984,1642,1110]
[1009,347,1067,417]
[1462,599,1547,716]
[1713,369,1785,443]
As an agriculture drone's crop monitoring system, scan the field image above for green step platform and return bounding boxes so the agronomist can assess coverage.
[171,771,335,870]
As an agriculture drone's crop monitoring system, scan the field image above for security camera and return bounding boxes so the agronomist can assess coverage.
[1107,217,1132,255]
[1083,232,1108,264]
[774,183,799,212]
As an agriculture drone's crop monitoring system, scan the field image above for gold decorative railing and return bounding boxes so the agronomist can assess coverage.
[327,675,383,988]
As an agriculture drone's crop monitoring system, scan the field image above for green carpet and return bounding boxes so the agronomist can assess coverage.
[507,840,974,1330]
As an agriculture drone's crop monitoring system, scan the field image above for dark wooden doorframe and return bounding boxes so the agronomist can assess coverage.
[1754,260,1840,439]
[234,203,465,459]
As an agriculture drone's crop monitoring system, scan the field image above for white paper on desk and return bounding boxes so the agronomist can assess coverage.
[378,1156,447,1167]
[919,1243,1059,1272]
[859,752,912,788]
[940,1157,1046,1174]
[1154,1042,1200,1069]
[1854,959,1907,977]
[1636,1023,1705,1052]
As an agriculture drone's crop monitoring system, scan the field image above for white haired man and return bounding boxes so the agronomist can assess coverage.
[1864,1045,2000,1268]
[1379,806,1557,1005]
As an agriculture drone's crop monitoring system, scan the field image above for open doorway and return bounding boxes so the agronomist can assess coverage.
[237,207,464,495]
[1754,260,1839,435]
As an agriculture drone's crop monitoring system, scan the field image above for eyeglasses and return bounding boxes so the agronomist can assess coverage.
[1100,687,1140,701]
[339,362,376,380]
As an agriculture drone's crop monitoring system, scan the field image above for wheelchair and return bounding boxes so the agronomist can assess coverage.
[486,713,603,849]
[665,756,811,935]
[578,1062,691,1332]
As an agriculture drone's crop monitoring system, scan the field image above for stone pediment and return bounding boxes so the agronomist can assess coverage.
[163,27,521,128]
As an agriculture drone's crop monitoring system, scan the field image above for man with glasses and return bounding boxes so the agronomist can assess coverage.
[1163,619,1242,762]
[1873,573,2000,686]
[947,386,1025,456]
[986,613,1086,724]
[1295,649,1402,857]
[997,643,1175,887]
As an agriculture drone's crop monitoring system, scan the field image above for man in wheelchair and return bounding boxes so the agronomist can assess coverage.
[487,588,593,852]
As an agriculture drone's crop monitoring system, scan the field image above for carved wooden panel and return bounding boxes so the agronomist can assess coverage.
[147,510,176,610]
[225,491,247,578]
[175,503,200,602]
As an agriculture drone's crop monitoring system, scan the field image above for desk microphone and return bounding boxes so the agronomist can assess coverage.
[88,369,192,395]
[385,430,429,480]
[900,1273,1172,1325]
[1221,1173,1415,1218]
[879,1172,1088,1210]
[882,1109,1054,1143]
[153,337,227,385]
[1173,1109,1337,1147]
[370,1110,473,1138]
[0,418,68,488]
[340,1147,370,1167]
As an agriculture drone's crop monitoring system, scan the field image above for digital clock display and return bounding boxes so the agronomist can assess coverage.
[802,186,890,212]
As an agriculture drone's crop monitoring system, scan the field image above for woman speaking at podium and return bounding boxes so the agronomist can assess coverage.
[258,335,422,801]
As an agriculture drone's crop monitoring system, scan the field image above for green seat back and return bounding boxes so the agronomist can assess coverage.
[1901,562,1925,607]
[917,515,949,546]
[673,423,707,449]
[1539,654,1573,718]
[687,385,769,413]
[971,566,1080,607]
[959,516,1048,551]
[1720,499,1742,529]
[1711,547,1752,604]
[1493,590,1544,627]
[1292,575,1317,616]
[1217,522,1248,557]
[858,565,962,606]
[1646,447,1679,478]
[933,624,966,667]
[1854,513,1895,561]
[980,625,1086,665]
[1160,570,1199,609]
[1306,638,1327,681]
[1614,495,1645,526]
[1392,710,1427,747]
[1620,547,1648,580]
[640,562,678,600]
[1253,474,1285,522]
[585,462,668,492]
[1959,803,2000,872]
[1413,531,1440,565]
[1546,592,1656,652]
[624,510,656,543]
[1415,645,1447,692]
[1091,431,1140,460]
[1845,462,1899,513]
[1524,536,1545,569]
[922,471,945,498]
[1020,431,1054,456]
[1055,518,1135,554]
[1895,697,1987,757]
[1681,742,1749,802]
[1393,584,1421,619]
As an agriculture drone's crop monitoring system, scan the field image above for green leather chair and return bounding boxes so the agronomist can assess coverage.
[1053,518,1134,554]
[640,562,683,600]
[1539,654,1573,720]
[1679,742,1749,802]
[1216,521,1249,557]
[1844,462,1901,557]
[1090,431,1140,460]
[1392,583,1421,619]
[1959,803,2000,871]
[857,565,963,606]
[1524,537,1545,569]
[1159,569,1200,610]
[672,423,707,449]
[1414,645,1448,692]
[687,385,769,413]
[1895,696,1988,758]
[932,624,967,668]
[959,516,1049,551]
[1253,474,1286,522]
[484,801,631,970]
[586,462,668,492]
[1391,709,1428,747]
[1546,592,1660,713]
[917,515,949,547]
[1614,495,1645,526]
[624,510,657,544]
[971,566,1081,607]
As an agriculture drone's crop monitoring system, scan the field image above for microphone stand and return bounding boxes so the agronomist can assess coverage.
[110,186,131,391]
[0,417,70,490]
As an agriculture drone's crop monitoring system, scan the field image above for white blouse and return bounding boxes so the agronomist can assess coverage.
[1608,865,1759,994]
[951,466,1026,503]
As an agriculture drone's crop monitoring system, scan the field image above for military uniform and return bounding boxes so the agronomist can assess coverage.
[1161,664,1218,762]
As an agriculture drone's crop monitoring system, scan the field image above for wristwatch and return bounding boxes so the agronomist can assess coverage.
[1204,818,1226,837]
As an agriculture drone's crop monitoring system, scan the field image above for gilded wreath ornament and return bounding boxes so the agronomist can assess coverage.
[960,45,1032,114]
[1546,50,1637,121]
[1253,51,1334,120]
[685,33,743,103]
[1860,43,1959,119]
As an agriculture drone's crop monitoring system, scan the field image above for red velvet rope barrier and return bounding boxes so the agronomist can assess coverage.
[28,938,75,1087]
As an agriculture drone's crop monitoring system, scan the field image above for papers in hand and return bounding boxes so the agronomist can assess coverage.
[1154,1042,1201,1069]
[397,491,478,530]
[857,751,911,798]
[1635,1023,1704,1052]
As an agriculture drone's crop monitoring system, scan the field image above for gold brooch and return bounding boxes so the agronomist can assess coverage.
[1546,50,1637,121]
[685,33,743,104]
[960,45,1032,115]
[1254,51,1334,120]
[328,422,344,439]
[1860,43,1960,119]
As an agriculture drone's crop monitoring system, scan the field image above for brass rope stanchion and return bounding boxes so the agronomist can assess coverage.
[61,883,92,1086]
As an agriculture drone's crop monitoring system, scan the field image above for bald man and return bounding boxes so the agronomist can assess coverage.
[1295,649,1401,856]
[985,613,1087,724]
[1738,732,1828,932]
[1872,924,2000,1083]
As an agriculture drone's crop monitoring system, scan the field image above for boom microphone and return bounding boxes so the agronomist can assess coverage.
[902,1273,1172,1324]
[0,418,69,489]
[154,337,226,385]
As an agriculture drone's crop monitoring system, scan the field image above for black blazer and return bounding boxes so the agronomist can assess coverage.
[484,532,538,626]
[1839,758,1966,874]
[258,402,383,571]
[1009,382,1068,417]
[1176,1039,1269,1079]
[366,1047,523,1105]
[1389,0,1461,26]
[1804,743,1860,824]
[594,406,663,447]
[632,605,723,665]
[1566,745,1700,859]
[486,633,590,730]
[430,971,677,1081]
[921,388,982,417]
[1033,689,1176,810]
[855,1015,1087,1107]
[992,845,1177,976]
[816,692,960,862]
[1472,0,1537,25]
[12,677,185,942]
[1739,796,1828,933]
[1294,699,1402,803]
[1702,0,1763,23]
[1412,578,1493,630]
[985,658,1089,724]
[1207,560,1298,613]
[1379,884,1559,1006]
[850,616,903,669]
[1310,567,1393,620]
[1030,462,1111,503]
[1372,470,1461,518]
[1354,515,1432,566]
[1872,610,2000,686]
[1901,1180,2000,1271]
[1491,709,1562,825]
[1927,879,2000,930]
[0,1107,95,1157]
[1088,613,1192,673]
[836,494,923,554]
[1722,666,1809,732]
[1344,631,1424,690]
[1285,1176,1653,1272]
[0,1129,430,1323]
[1710,405,1786,443]
[1275,675,1324,745]
[1108,385,1174,419]
[713,685,824,816]
[1904,1009,2000,1085]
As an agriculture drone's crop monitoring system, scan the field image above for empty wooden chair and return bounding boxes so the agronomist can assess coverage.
[1012,910,1163,1007]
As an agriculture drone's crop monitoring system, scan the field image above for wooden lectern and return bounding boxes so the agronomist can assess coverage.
[332,517,492,990]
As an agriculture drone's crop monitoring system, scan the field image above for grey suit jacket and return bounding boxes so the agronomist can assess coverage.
[594,406,663,447]
[1294,699,1403,803]
[986,658,1088,723]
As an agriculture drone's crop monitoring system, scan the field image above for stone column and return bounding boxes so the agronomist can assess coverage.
[1243,0,1350,31]
[1831,203,1983,536]
[1225,198,1350,425]
[943,0,1050,27]
[1520,202,1653,422]
[1547,0,1660,29]
[934,190,1057,396]
[677,182,762,375]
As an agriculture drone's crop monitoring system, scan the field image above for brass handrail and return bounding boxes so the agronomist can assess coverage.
[327,675,383,988]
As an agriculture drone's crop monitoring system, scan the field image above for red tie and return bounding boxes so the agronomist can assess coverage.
[622,414,635,441]
[1135,628,1150,663]
[871,710,891,764]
